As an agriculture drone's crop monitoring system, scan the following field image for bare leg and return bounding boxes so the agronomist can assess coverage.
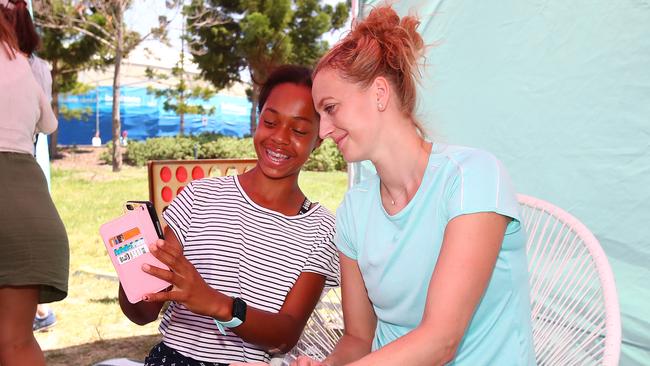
[0,286,46,366]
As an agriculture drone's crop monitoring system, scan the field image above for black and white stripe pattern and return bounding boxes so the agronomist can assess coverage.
[159,175,339,364]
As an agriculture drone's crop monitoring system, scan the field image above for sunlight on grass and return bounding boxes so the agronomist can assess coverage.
[299,170,349,213]
[40,164,348,364]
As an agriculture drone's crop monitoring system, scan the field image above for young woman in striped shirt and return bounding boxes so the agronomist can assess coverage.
[118,65,340,365]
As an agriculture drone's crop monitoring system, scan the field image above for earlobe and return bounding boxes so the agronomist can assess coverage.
[374,76,390,111]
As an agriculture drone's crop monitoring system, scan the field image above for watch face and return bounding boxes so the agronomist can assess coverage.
[232,297,247,322]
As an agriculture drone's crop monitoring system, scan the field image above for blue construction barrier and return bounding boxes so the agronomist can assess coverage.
[57,86,252,145]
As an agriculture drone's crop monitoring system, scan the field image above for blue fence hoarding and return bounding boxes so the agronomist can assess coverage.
[57,86,252,145]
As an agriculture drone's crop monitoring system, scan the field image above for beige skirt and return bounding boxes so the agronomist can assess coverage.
[0,152,69,303]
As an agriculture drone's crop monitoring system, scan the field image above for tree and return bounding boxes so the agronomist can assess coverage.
[35,1,107,157]
[184,0,348,135]
[145,18,215,136]
[34,0,178,171]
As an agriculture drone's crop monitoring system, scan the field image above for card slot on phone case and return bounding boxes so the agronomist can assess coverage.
[99,205,171,303]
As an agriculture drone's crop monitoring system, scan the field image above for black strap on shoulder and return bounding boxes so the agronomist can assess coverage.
[297,197,312,215]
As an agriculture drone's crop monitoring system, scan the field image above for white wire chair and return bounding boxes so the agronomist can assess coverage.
[282,195,622,366]
[518,194,621,366]
[279,289,343,365]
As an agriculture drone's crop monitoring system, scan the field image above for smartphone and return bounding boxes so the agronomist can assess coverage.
[125,200,164,239]
[100,204,170,303]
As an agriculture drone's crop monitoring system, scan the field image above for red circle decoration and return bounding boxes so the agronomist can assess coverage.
[161,186,173,202]
[176,166,188,182]
[177,186,185,196]
[192,166,205,180]
[160,166,172,182]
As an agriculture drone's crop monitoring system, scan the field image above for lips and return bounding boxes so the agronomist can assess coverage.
[265,148,290,164]
[333,134,347,150]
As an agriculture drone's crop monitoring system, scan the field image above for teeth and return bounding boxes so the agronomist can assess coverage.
[267,149,289,162]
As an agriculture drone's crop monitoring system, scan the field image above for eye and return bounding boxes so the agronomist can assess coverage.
[264,120,276,127]
[292,129,308,136]
[323,104,337,115]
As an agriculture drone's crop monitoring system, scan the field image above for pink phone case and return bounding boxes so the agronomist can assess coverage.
[99,205,171,303]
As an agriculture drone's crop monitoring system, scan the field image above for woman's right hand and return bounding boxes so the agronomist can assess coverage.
[291,356,331,366]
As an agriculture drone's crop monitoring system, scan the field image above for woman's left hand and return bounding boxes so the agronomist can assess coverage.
[141,238,228,318]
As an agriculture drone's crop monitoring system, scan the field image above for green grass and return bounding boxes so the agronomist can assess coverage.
[299,170,349,213]
[51,166,151,274]
[38,165,348,364]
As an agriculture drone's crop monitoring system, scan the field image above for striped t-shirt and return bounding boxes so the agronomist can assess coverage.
[159,175,340,363]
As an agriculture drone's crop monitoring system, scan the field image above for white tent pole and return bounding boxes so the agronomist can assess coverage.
[347,0,360,188]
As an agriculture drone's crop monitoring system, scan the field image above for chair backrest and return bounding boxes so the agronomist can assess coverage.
[147,158,257,224]
[284,195,622,365]
[517,194,621,366]
[283,289,343,363]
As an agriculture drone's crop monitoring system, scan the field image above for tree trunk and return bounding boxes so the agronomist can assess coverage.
[179,84,185,136]
[49,61,59,159]
[248,68,259,136]
[249,86,258,136]
[111,6,124,172]
[180,111,185,136]
[179,26,185,136]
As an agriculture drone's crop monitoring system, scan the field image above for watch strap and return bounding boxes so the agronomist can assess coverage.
[214,316,243,335]
[214,297,246,335]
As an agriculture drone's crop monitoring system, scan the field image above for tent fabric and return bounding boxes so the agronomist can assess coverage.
[354,1,650,364]
[57,86,251,145]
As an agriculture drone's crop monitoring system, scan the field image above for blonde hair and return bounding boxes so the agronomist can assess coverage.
[315,5,425,120]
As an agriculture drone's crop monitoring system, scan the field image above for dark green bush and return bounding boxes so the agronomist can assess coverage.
[304,139,347,172]
[198,137,256,160]
[99,143,112,165]
[103,133,346,171]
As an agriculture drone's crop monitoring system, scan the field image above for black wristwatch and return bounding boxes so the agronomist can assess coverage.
[214,297,247,335]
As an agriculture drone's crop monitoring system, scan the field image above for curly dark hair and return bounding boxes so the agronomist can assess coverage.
[258,65,314,114]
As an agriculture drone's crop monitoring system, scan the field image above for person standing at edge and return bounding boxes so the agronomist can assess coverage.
[0,9,69,366]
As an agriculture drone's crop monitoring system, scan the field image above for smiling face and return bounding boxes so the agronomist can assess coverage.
[312,68,379,163]
[253,82,321,180]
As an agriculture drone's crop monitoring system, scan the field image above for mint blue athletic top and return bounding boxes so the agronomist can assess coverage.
[336,145,535,365]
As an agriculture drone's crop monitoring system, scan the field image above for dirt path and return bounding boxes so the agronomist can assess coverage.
[51,146,109,170]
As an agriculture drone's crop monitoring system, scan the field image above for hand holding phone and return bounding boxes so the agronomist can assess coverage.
[99,203,170,303]
[125,200,164,239]
[139,236,231,318]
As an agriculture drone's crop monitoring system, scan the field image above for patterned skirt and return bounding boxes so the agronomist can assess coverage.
[145,342,229,366]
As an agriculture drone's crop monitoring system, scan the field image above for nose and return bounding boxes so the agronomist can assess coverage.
[271,123,291,144]
[319,117,334,140]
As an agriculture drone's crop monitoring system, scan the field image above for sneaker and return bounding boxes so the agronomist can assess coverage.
[33,310,56,332]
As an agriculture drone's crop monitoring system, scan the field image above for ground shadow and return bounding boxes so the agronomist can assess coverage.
[44,334,160,366]
[52,146,95,160]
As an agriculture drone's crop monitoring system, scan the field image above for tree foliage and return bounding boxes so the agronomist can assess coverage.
[184,0,349,133]
[145,18,215,136]
[34,0,108,156]
[146,65,217,135]
[34,0,178,171]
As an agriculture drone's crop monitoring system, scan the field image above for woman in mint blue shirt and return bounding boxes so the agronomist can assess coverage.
[293,5,535,366]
